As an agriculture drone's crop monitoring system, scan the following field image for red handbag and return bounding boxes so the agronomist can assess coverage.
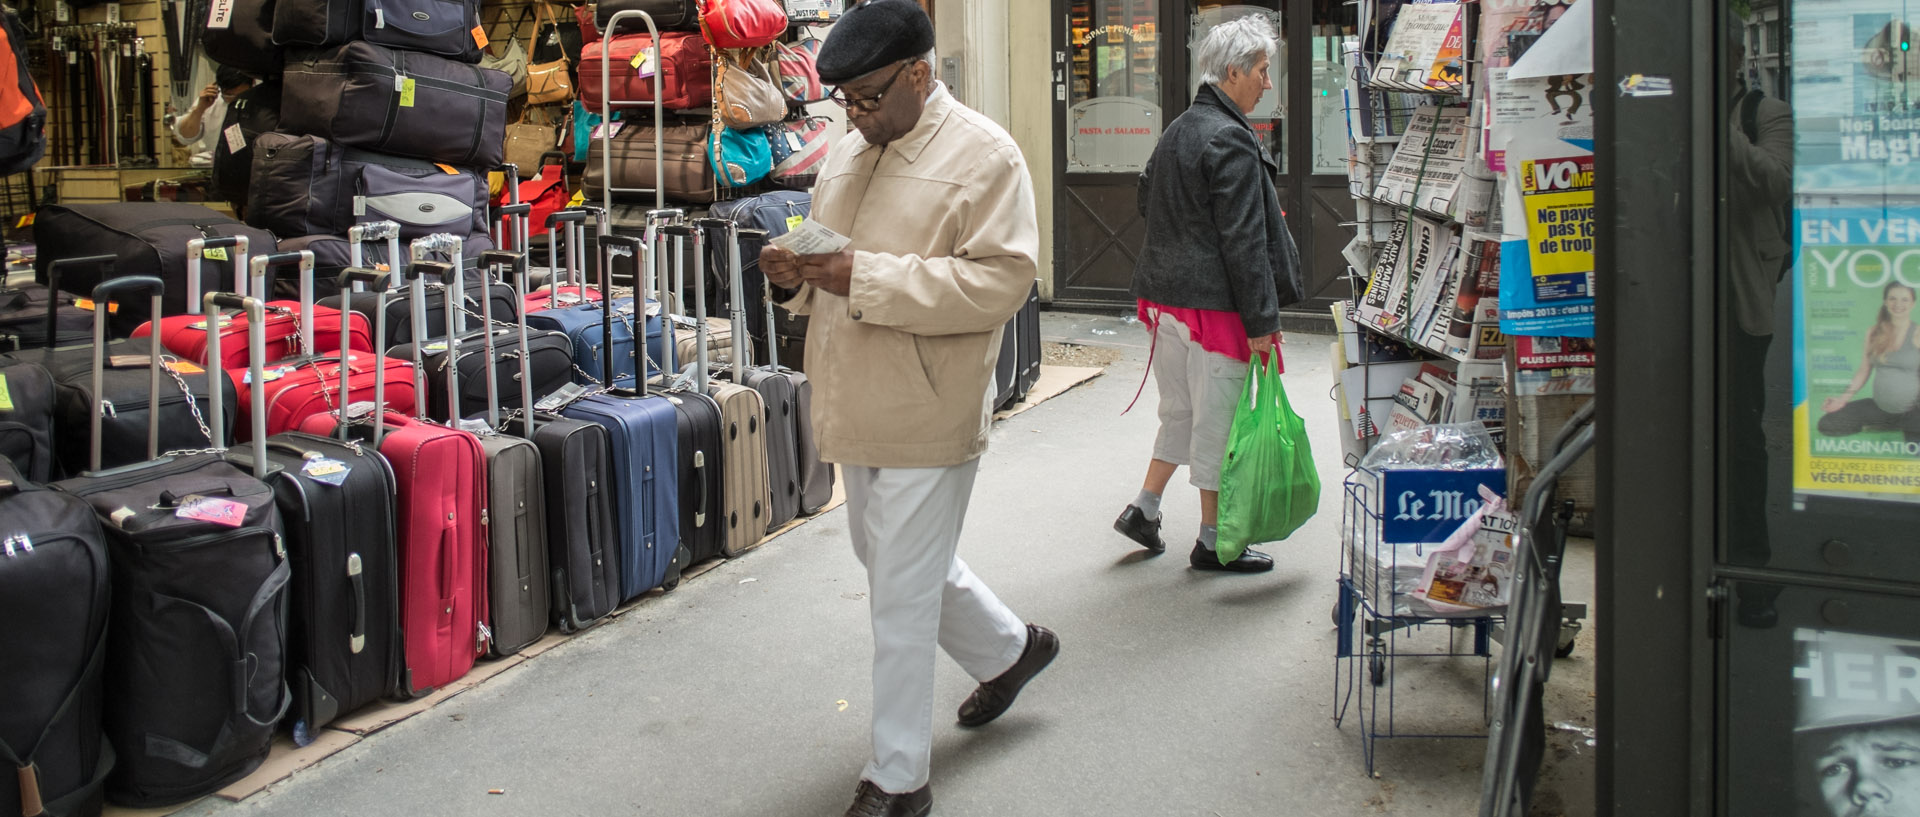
[497,165,570,241]
[700,0,785,48]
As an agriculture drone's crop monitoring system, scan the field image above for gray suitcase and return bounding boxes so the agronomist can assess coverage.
[686,221,771,556]
[281,42,509,168]
[706,221,800,533]
[248,133,491,242]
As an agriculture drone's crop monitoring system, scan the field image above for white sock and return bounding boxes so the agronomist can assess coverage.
[1134,489,1162,519]
[1198,524,1218,551]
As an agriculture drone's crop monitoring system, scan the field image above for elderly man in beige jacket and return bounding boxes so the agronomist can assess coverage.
[759,3,1058,815]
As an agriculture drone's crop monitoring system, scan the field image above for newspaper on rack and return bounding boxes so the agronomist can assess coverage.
[1373,104,1472,216]
[1370,2,1463,92]
[1355,213,1451,337]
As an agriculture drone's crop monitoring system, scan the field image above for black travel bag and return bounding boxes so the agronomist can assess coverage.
[0,358,55,482]
[248,132,491,242]
[202,0,283,76]
[0,281,92,353]
[49,279,290,808]
[32,204,276,334]
[0,457,113,817]
[210,80,282,206]
[280,43,510,168]
[272,0,484,63]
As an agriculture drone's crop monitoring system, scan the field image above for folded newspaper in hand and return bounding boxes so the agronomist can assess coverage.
[769,220,852,255]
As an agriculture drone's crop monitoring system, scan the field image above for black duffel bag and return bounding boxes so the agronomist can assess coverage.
[594,0,701,34]
[247,132,491,242]
[201,0,283,76]
[211,80,282,206]
[272,0,483,63]
[280,42,510,168]
[31,203,277,335]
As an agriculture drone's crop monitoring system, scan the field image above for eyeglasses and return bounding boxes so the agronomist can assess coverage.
[828,61,912,112]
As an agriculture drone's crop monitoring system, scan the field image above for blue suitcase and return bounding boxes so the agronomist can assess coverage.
[525,296,675,390]
[554,234,682,601]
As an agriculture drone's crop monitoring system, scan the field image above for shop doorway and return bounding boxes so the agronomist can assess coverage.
[1048,0,1356,312]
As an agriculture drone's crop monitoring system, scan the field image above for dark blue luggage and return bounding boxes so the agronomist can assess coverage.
[525,209,675,390]
[554,233,682,601]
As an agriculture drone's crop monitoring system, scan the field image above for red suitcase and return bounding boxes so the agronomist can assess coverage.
[579,31,714,112]
[132,236,374,366]
[298,248,491,696]
[525,208,605,317]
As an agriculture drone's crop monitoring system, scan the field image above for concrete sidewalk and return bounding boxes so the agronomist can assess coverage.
[161,312,1596,817]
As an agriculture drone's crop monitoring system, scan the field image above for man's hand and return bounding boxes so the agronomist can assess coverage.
[760,245,804,290]
[1249,332,1281,359]
[798,250,854,298]
[194,83,219,112]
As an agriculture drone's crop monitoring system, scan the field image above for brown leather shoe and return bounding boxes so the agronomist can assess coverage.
[844,780,931,817]
[956,624,1059,728]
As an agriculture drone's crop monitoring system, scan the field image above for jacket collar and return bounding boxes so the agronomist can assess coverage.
[1196,83,1254,133]
[852,81,953,164]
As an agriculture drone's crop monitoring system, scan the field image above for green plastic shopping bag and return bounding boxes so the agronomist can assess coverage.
[1216,353,1320,563]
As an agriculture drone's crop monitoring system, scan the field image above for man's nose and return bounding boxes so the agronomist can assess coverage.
[1852,772,1894,804]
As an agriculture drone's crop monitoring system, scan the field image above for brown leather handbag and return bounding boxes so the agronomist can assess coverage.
[504,108,561,173]
[584,122,717,203]
[525,2,575,105]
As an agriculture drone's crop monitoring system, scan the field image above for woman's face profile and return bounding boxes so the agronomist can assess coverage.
[1887,286,1916,319]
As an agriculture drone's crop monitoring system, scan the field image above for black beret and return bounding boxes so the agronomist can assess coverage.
[815,0,935,84]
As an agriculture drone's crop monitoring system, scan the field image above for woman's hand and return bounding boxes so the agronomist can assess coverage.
[1824,395,1851,413]
[1249,332,1280,359]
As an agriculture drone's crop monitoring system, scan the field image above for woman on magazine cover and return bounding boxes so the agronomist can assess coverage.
[1818,282,1920,443]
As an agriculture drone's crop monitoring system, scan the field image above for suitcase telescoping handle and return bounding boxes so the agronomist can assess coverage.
[647,209,687,322]
[736,227,776,370]
[492,202,532,277]
[546,209,591,310]
[478,249,520,429]
[250,251,316,357]
[405,258,456,423]
[601,232,646,396]
[86,276,165,471]
[661,224,707,395]
[497,250,540,439]
[185,235,250,315]
[203,291,269,479]
[692,218,748,382]
[345,221,403,293]
[45,254,115,346]
[337,266,393,447]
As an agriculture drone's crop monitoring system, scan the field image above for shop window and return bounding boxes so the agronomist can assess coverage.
[1066,0,1163,173]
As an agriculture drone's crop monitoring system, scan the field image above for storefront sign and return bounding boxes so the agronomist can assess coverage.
[1067,97,1161,173]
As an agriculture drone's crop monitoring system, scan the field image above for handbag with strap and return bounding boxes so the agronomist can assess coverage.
[773,39,824,104]
[715,47,787,130]
[701,0,785,49]
[526,2,575,105]
[763,116,831,189]
[481,38,530,99]
[505,107,562,172]
[709,116,772,191]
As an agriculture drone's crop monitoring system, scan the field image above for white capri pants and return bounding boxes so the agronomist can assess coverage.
[1151,314,1250,492]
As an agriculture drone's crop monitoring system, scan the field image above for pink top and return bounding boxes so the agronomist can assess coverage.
[1138,299,1284,370]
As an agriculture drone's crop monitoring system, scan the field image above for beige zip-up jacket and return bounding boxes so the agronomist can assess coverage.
[780,84,1040,469]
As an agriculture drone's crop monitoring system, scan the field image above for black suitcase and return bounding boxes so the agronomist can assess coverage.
[272,0,484,63]
[202,0,283,76]
[226,281,404,737]
[593,0,700,33]
[248,133,492,242]
[9,256,240,477]
[32,204,276,334]
[386,252,563,421]
[280,43,510,168]
[320,274,517,350]
[707,191,809,366]
[210,80,283,206]
[0,458,113,817]
[0,282,92,353]
[50,279,290,808]
[0,358,55,482]
[650,223,727,569]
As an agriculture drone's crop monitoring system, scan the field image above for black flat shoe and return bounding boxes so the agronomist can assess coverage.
[957,624,1059,728]
[844,780,931,817]
[1113,505,1166,552]
[1190,541,1274,573]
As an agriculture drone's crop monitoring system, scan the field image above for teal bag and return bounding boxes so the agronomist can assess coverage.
[709,123,773,190]
[1217,353,1320,563]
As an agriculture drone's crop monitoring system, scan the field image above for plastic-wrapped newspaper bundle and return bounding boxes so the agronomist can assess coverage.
[1348,421,1507,618]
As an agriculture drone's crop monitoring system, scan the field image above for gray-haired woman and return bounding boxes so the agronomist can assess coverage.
[1113,15,1305,572]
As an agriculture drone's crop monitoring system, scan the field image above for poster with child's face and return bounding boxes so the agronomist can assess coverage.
[1794,629,1920,816]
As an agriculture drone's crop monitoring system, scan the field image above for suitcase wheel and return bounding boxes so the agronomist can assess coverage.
[661,543,692,592]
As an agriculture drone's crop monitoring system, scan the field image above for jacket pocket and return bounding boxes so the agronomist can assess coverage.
[899,332,939,401]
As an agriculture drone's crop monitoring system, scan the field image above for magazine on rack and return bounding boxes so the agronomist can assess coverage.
[1357,214,1453,339]
[1387,362,1457,433]
[1373,104,1473,216]
[1371,2,1464,92]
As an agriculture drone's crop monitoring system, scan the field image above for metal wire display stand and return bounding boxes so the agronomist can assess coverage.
[1329,1,1500,776]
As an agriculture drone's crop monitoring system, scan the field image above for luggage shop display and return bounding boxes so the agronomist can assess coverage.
[525,209,674,390]
[32,203,278,333]
[0,457,112,817]
[705,219,799,533]
[684,220,770,558]
[131,239,375,371]
[275,228,494,301]
[578,31,713,112]
[584,123,718,203]
[554,232,683,600]
[318,256,518,350]
[272,0,486,63]
[298,242,490,698]
[386,247,571,421]
[707,190,808,365]
[51,279,290,808]
[281,42,511,168]
[211,80,283,206]
[656,222,728,568]
[247,133,493,242]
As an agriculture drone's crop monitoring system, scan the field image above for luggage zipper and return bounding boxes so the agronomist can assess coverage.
[2,532,30,556]
[132,526,282,556]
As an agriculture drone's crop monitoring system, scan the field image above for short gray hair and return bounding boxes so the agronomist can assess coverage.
[1196,16,1277,86]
